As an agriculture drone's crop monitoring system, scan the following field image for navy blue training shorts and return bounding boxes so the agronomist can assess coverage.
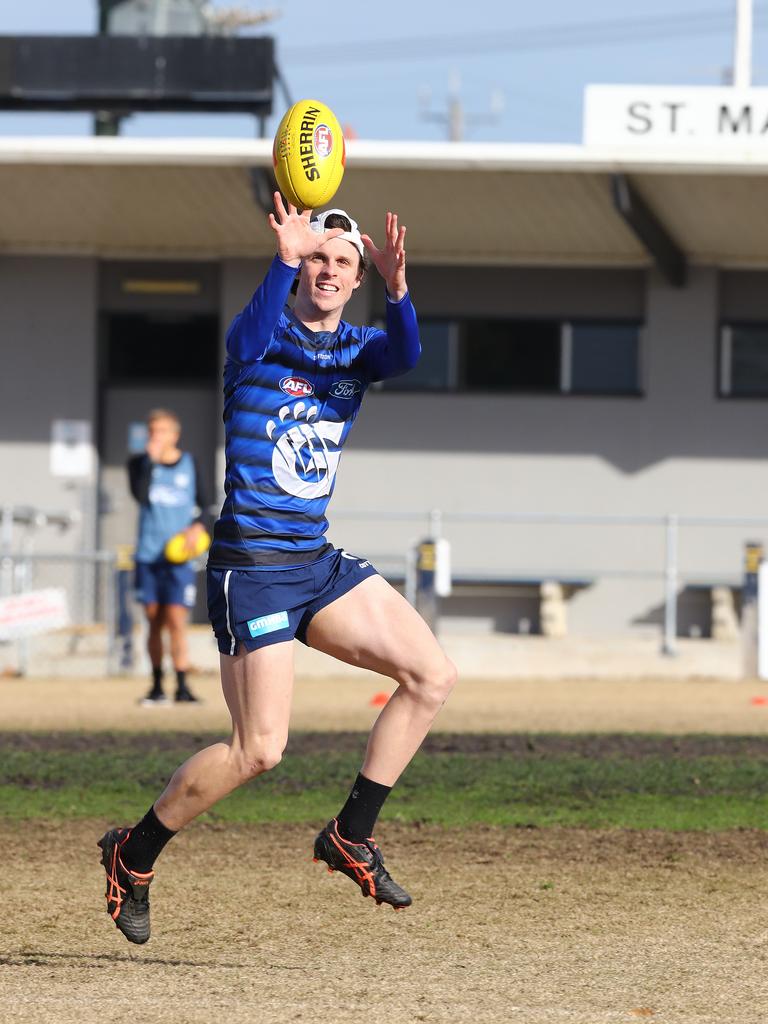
[206,548,379,656]
[135,560,197,608]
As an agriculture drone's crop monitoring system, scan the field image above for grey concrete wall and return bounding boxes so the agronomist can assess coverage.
[8,254,768,636]
[720,271,768,319]
[0,256,98,553]
[374,266,646,320]
[334,265,768,635]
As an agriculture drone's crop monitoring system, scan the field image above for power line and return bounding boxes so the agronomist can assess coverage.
[281,6,768,64]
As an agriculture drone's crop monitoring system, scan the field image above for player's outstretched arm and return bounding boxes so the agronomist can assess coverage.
[361,212,420,380]
[361,211,408,301]
[227,194,344,363]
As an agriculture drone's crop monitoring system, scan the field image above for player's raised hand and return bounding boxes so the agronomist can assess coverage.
[268,192,343,266]
[361,212,407,301]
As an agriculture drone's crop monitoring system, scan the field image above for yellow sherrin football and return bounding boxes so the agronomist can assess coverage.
[272,99,346,210]
[164,528,211,565]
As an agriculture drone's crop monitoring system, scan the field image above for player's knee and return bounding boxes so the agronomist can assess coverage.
[237,738,285,779]
[401,656,457,711]
[434,657,458,703]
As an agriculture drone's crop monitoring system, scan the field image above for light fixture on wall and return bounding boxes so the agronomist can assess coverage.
[121,279,201,296]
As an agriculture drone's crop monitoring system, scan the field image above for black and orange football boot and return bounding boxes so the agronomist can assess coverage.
[97,828,154,944]
[313,819,412,909]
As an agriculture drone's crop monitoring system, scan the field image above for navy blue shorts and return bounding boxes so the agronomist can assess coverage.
[206,548,379,656]
[135,561,198,608]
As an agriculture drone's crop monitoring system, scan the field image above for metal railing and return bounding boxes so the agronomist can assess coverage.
[330,508,768,656]
[0,549,117,675]
[0,506,764,673]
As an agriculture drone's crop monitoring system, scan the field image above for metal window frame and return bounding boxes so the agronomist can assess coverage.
[720,325,733,397]
[560,322,573,394]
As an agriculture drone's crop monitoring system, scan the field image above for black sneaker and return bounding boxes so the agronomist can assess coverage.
[140,689,170,707]
[174,688,201,704]
[97,828,154,944]
[313,819,412,909]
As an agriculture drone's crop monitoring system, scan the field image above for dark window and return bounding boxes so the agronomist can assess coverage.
[377,315,642,396]
[463,319,560,392]
[380,319,455,390]
[104,313,219,382]
[569,322,641,395]
[722,325,768,397]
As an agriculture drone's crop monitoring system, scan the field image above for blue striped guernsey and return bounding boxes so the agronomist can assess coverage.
[208,256,421,568]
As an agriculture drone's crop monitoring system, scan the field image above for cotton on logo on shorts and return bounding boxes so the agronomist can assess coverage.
[247,610,289,638]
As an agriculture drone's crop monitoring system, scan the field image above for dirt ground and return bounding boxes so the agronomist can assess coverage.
[3,672,768,734]
[1,821,767,1024]
[4,675,768,1023]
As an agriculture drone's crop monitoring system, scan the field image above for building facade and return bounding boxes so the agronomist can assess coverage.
[1,139,767,636]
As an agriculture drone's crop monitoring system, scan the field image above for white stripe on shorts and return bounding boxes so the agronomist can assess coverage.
[223,569,236,656]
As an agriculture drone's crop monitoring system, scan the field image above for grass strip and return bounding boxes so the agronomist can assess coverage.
[1,732,767,830]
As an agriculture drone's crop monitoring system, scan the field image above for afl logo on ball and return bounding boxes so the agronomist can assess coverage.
[314,124,333,158]
[280,376,314,398]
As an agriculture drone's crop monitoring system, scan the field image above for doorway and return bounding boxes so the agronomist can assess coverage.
[97,262,221,624]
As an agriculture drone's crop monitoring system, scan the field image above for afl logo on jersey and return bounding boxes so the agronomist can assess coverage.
[330,379,361,399]
[280,376,314,398]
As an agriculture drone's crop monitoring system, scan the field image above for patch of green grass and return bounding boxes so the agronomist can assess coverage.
[1,733,768,830]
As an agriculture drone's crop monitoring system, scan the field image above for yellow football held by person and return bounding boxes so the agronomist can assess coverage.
[164,527,211,564]
[272,98,346,210]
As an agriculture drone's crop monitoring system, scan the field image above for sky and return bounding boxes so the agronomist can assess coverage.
[0,0,765,142]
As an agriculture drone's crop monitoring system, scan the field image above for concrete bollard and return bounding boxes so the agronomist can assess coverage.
[540,580,567,637]
[711,586,739,641]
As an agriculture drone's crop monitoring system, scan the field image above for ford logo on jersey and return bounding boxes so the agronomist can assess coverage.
[330,380,362,399]
[280,376,314,398]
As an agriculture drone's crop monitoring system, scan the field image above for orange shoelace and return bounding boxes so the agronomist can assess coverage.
[106,845,127,920]
[329,829,377,899]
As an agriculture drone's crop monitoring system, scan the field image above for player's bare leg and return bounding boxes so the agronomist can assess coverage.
[141,602,168,705]
[306,575,457,907]
[164,602,199,703]
[306,575,456,783]
[99,641,294,942]
[145,602,164,666]
[155,640,294,828]
[165,603,189,671]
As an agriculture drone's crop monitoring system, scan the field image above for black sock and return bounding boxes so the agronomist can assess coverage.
[120,805,177,874]
[151,666,163,694]
[335,773,392,842]
[175,669,188,695]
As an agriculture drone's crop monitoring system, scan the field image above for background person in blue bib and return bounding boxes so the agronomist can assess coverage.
[128,408,208,706]
[99,198,457,944]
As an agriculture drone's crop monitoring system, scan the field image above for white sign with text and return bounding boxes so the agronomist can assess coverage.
[50,419,93,479]
[0,588,69,640]
[584,85,768,147]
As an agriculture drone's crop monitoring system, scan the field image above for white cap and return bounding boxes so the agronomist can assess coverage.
[310,208,365,259]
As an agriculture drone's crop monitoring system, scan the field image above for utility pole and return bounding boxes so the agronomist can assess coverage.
[421,73,504,142]
[733,0,753,87]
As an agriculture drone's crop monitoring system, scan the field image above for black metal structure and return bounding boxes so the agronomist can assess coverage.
[0,35,274,115]
[611,173,688,288]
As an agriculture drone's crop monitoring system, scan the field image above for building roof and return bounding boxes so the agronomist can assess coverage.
[1,136,768,267]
